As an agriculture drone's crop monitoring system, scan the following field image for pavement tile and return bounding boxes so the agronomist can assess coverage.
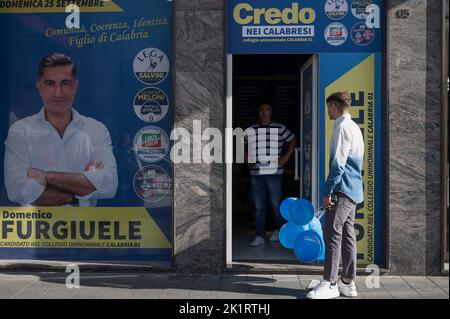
[340,294,364,300]
[415,289,449,299]
[402,276,435,283]
[388,290,422,299]
[380,276,410,289]
[70,287,108,299]
[272,275,300,282]
[217,291,246,299]
[407,282,439,290]
[41,288,78,299]
[273,281,302,289]
[129,289,163,299]
[246,293,278,299]
[159,288,190,299]
[427,277,449,288]
[359,291,394,299]
[188,290,218,299]
[269,287,305,299]
[8,280,61,298]
[192,274,221,283]
[245,274,274,286]
[191,280,221,291]
[0,281,34,299]
[297,275,322,281]
[274,294,298,299]
[10,286,51,299]
[100,288,133,299]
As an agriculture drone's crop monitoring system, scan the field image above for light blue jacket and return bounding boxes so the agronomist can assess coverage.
[323,113,364,204]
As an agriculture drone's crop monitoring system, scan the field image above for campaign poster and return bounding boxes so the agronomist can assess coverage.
[0,0,173,264]
[319,52,382,265]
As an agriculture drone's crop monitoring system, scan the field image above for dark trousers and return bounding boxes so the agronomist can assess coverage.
[250,174,283,238]
[324,192,357,283]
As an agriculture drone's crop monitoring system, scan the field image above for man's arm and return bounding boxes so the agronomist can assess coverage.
[75,122,118,200]
[244,143,255,168]
[27,166,98,197]
[32,186,75,206]
[46,171,97,197]
[279,137,297,166]
[4,124,45,205]
[27,123,118,201]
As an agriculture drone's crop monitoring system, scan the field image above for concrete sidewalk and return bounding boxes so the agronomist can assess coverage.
[0,272,448,299]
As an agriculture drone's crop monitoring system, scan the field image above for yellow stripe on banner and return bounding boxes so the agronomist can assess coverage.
[0,207,171,249]
[324,54,375,265]
[0,0,123,13]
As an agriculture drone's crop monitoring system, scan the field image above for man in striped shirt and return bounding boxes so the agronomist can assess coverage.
[244,103,297,247]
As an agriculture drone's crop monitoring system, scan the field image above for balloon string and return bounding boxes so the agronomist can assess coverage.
[314,207,326,220]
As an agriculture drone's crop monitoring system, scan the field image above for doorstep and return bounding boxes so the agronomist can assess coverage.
[227,261,390,275]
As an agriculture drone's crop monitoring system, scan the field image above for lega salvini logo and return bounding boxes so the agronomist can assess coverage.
[324,0,349,20]
[133,48,170,85]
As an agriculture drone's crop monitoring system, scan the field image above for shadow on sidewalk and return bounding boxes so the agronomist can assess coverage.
[29,272,310,298]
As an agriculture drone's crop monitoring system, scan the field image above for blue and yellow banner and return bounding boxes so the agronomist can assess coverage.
[0,0,173,263]
[319,52,382,265]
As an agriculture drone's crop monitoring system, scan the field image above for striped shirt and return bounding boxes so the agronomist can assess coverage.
[244,122,295,175]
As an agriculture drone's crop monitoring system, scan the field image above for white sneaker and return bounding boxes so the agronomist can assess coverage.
[338,279,358,297]
[307,279,324,290]
[250,236,265,247]
[307,276,340,290]
[306,280,340,299]
[268,230,279,242]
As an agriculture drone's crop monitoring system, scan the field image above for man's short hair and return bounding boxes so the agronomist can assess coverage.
[258,102,273,110]
[38,53,77,79]
[326,92,352,110]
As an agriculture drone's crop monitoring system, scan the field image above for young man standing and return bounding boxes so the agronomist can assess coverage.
[307,92,364,299]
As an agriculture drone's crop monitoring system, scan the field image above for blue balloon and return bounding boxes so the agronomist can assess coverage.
[279,222,304,249]
[294,230,323,263]
[307,217,323,234]
[288,198,315,226]
[280,197,297,222]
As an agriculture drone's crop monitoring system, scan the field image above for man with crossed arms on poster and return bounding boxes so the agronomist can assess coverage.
[4,53,118,206]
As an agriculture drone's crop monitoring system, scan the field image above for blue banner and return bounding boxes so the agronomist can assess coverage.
[0,0,173,263]
[227,0,382,54]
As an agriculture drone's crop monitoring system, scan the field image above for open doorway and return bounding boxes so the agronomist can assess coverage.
[231,54,317,262]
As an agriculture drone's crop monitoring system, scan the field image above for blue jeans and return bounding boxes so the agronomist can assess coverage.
[250,174,283,238]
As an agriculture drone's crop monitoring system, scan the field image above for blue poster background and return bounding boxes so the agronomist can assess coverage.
[0,0,173,262]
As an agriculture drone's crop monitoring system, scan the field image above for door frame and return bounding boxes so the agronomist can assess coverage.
[225,54,319,267]
[225,53,233,268]
[441,0,449,273]
[299,55,319,209]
